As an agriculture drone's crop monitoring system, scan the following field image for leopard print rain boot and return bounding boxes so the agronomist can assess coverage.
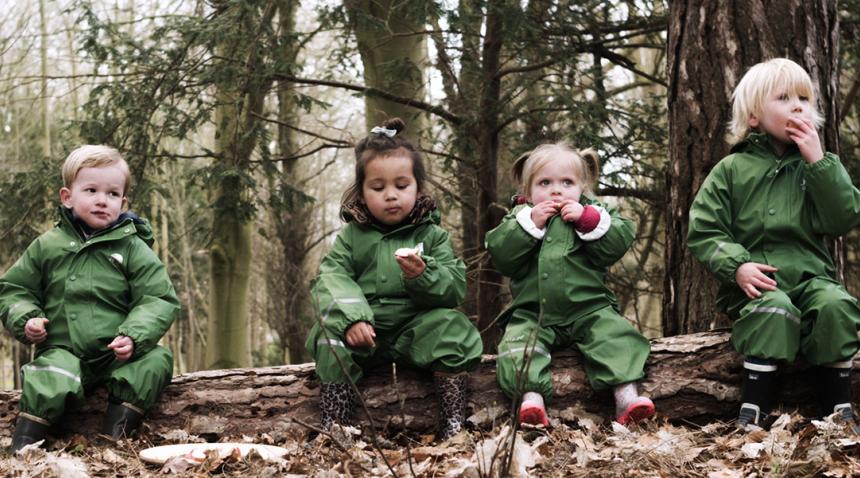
[434,372,468,440]
[319,382,356,431]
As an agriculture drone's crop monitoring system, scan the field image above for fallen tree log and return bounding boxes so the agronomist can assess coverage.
[0,331,853,439]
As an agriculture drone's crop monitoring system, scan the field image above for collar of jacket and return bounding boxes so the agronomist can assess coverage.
[57,206,155,246]
[730,132,802,163]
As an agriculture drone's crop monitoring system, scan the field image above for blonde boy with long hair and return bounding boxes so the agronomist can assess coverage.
[688,58,860,428]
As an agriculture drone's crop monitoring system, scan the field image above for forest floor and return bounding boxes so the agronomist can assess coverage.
[1,410,860,477]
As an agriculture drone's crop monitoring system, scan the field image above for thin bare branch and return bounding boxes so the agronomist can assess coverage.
[274,74,462,124]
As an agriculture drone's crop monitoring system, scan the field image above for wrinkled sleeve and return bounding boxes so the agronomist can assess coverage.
[0,240,46,345]
[687,160,751,284]
[403,227,465,308]
[485,205,540,280]
[580,202,635,268]
[805,152,860,236]
[117,239,180,358]
[311,227,374,339]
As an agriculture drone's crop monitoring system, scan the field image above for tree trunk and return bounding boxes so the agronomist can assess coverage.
[205,3,275,369]
[473,0,508,350]
[270,0,312,365]
[663,0,840,336]
[450,0,483,321]
[347,0,428,133]
[4,331,855,439]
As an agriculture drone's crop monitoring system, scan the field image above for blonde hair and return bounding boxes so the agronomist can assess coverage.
[513,142,599,197]
[62,145,131,195]
[727,58,824,145]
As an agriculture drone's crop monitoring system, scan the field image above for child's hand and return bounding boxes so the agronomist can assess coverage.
[559,200,584,222]
[24,317,49,344]
[108,335,134,361]
[530,200,560,229]
[395,251,426,279]
[786,117,824,164]
[735,262,779,299]
[345,322,376,348]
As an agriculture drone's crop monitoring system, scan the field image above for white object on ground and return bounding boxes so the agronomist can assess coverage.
[139,442,289,464]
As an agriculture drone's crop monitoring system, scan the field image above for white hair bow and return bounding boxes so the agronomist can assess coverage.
[370,126,397,137]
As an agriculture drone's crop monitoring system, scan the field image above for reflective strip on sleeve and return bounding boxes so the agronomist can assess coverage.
[321,297,366,323]
[316,338,347,349]
[708,241,726,267]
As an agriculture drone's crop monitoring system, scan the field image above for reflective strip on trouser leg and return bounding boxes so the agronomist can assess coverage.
[20,348,85,423]
[391,308,482,374]
[107,346,174,411]
[495,311,554,401]
[732,290,801,361]
[307,323,364,384]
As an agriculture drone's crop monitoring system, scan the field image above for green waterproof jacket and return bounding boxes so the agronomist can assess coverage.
[485,197,635,326]
[1,208,180,360]
[312,210,466,338]
[687,133,860,309]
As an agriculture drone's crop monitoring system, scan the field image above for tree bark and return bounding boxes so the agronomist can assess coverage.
[5,331,852,439]
[663,0,840,336]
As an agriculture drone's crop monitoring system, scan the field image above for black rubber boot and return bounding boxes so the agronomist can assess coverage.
[319,383,356,431]
[815,363,853,417]
[10,414,50,453]
[434,373,468,440]
[102,402,144,440]
[737,357,777,428]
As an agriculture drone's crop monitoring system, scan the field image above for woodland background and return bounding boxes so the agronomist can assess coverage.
[0,0,859,390]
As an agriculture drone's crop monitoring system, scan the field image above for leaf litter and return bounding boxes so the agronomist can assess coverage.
[1,412,860,477]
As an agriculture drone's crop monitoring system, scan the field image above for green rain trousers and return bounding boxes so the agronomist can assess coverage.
[307,303,481,383]
[496,307,649,400]
[20,346,173,423]
[725,277,860,363]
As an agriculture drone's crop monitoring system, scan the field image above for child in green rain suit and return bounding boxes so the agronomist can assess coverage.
[688,58,860,428]
[486,142,654,427]
[305,118,482,440]
[2,145,179,452]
